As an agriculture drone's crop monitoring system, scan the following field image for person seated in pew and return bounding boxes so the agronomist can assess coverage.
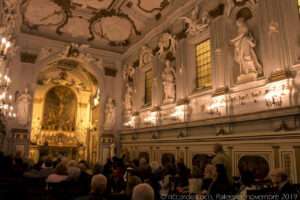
[270,168,298,200]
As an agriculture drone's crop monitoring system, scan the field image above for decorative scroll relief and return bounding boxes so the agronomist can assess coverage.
[139,45,153,68]
[23,0,64,26]
[72,0,113,9]
[93,16,132,43]
[180,6,211,36]
[61,17,91,38]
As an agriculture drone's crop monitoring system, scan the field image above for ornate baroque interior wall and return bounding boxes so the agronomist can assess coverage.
[118,0,300,183]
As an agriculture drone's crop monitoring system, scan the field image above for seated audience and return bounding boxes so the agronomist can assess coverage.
[132,183,154,200]
[201,164,213,192]
[46,163,68,183]
[271,168,298,200]
[76,174,108,200]
[208,164,233,200]
[39,156,53,179]
[234,170,256,200]
[189,166,203,194]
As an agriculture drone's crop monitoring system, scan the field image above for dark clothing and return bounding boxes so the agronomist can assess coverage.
[75,193,108,200]
[135,164,152,182]
[209,181,233,200]
[278,182,298,200]
[79,171,93,195]
[202,178,213,191]
[39,167,53,179]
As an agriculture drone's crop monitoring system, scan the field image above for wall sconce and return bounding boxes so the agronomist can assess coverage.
[124,116,135,128]
[264,84,289,107]
[144,111,158,126]
[207,98,225,115]
[170,105,185,121]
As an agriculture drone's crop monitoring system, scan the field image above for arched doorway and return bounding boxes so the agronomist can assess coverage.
[29,58,100,163]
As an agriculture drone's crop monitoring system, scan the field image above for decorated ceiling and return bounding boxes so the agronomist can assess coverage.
[21,0,179,53]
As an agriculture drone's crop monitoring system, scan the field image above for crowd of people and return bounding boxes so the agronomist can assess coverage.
[0,143,299,200]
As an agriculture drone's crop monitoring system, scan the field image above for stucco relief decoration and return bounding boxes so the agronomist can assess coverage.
[71,0,113,9]
[224,0,235,17]
[231,17,263,82]
[137,0,175,13]
[22,0,65,27]
[180,6,211,36]
[156,32,177,59]
[37,71,86,91]
[122,63,135,80]
[38,47,52,62]
[269,21,279,37]
[61,17,91,38]
[139,45,154,68]
[162,60,176,104]
[103,97,117,131]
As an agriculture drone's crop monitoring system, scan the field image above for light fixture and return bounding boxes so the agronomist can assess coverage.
[264,84,289,107]
[170,105,185,121]
[124,116,136,128]
[0,37,15,119]
[144,111,157,126]
[207,97,225,115]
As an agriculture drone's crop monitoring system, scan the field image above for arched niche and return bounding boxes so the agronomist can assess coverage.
[29,58,101,163]
[238,155,269,179]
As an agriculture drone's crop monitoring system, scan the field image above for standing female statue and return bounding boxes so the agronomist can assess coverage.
[162,60,176,103]
[17,87,31,125]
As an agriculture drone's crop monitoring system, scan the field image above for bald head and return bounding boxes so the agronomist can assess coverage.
[91,174,107,193]
[213,143,223,154]
[271,168,288,184]
[132,183,154,200]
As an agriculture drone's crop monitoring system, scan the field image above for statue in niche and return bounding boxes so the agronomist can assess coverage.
[162,60,176,104]
[124,83,133,115]
[103,97,116,130]
[180,6,211,36]
[139,45,153,68]
[231,17,263,80]
[16,87,32,125]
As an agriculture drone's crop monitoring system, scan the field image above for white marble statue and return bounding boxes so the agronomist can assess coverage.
[139,45,153,68]
[180,6,210,36]
[224,0,235,17]
[122,63,135,80]
[17,87,32,125]
[124,83,133,114]
[162,60,176,103]
[103,97,116,130]
[157,32,177,58]
[231,17,263,76]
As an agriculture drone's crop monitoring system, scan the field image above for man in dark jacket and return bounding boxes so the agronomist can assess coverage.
[270,168,298,200]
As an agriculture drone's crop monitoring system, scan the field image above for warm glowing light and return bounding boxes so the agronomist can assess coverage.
[144,112,157,125]
[170,105,185,121]
[124,116,136,128]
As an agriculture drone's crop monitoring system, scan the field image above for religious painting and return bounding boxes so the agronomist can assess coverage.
[238,155,269,179]
[42,86,77,131]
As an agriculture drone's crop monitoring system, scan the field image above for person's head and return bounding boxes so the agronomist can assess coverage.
[54,163,67,175]
[132,183,154,200]
[270,168,288,185]
[213,143,224,154]
[68,167,81,181]
[78,160,88,172]
[240,170,255,187]
[91,174,107,194]
[126,176,142,196]
[92,162,103,175]
[44,157,52,168]
[212,164,228,184]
